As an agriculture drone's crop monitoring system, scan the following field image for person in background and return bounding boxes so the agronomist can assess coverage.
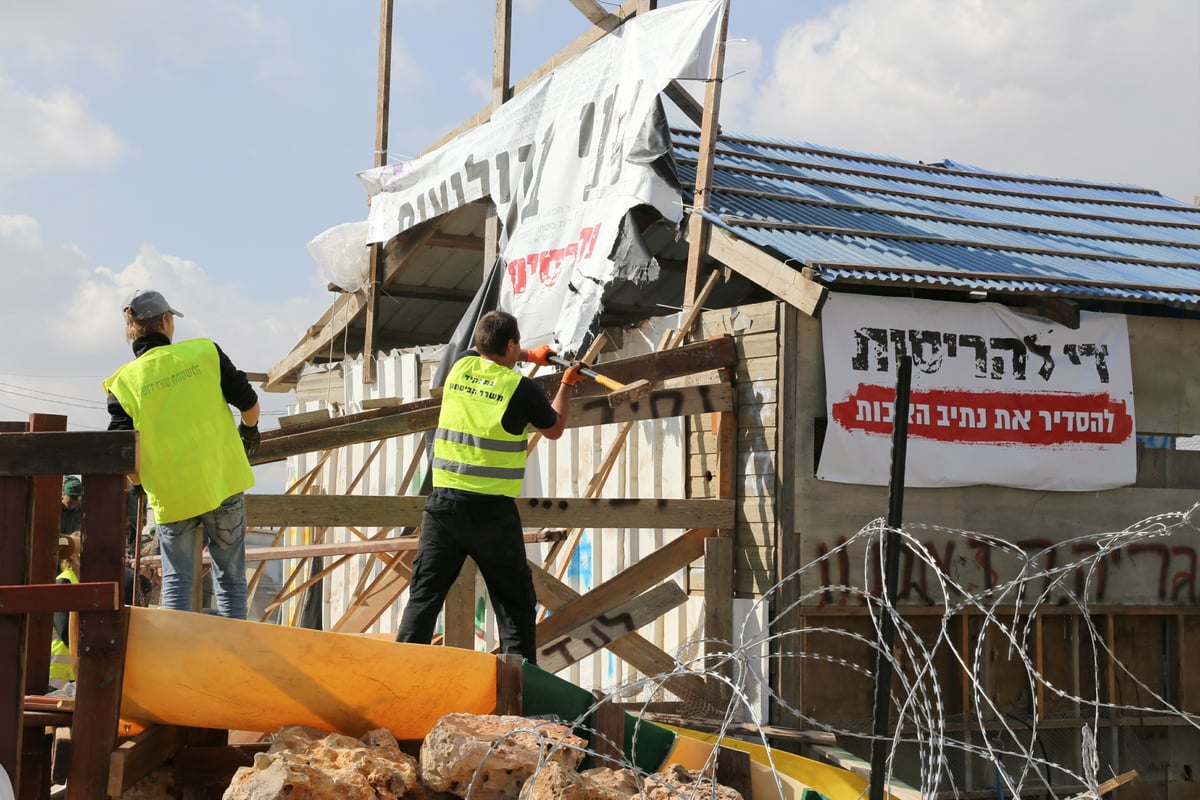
[395,310,586,663]
[59,475,83,535]
[104,289,260,620]
[48,535,80,689]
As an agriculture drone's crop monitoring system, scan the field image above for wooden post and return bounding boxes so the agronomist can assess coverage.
[591,692,625,767]
[67,473,130,798]
[444,560,477,650]
[483,0,512,277]
[495,653,523,715]
[363,0,394,385]
[682,3,729,309]
[0,423,30,788]
[25,414,67,698]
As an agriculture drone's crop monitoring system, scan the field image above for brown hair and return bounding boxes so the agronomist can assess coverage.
[473,311,519,358]
[124,309,171,344]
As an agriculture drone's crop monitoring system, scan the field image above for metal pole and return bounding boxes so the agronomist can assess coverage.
[868,354,912,800]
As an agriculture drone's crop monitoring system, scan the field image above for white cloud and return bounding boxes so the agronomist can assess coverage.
[732,0,1200,203]
[0,213,321,490]
[0,1,287,73]
[0,79,122,177]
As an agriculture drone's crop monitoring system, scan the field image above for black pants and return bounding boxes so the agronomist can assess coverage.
[396,493,539,663]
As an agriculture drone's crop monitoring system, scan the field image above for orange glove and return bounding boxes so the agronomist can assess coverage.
[521,344,555,366]
[560,361,587,387]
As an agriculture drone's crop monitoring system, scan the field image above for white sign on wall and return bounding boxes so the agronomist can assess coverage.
[817,294,1137,491]
[358,0,726,353]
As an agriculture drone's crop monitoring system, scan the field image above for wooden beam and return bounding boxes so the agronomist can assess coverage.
[483,0,512,278]
[25,414,67,699]
[682,2,728,309]
[0,431,138,477]
[424,0,639,154]
[243,494,732,531]
[537,582,687,672]
[530,563,710,703]
[263,222,442,392]
[0,582,120,615]
[535,528,716,645]
[0,425,28,786]
[569,0,612,25]
[428,232,485,251]
[705,227,827,317]
[68,474,129,795]
[362,0,395,384]
[107,725,187,796]
[253,381,733,464]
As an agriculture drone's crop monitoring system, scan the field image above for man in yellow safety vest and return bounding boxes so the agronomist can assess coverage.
[104,289,260,619]
[395,311,585,662]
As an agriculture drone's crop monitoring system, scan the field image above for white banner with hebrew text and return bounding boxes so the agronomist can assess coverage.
[359,0,725,353]
[817,294,1136,490]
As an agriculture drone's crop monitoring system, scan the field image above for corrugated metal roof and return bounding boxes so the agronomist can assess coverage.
[673,128,1200,308]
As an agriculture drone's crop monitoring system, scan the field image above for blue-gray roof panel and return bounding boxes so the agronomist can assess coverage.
[674,127,1200,307]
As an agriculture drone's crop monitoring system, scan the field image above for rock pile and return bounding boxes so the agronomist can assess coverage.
[220,714,744,800]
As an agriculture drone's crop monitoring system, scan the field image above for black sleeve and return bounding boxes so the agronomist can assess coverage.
[214,343,258,413]
[501,376,558,436]
[107,392,133,431]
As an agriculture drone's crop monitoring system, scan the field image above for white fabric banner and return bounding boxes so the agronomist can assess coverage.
[358,0,725,352]
[817,294,1137,491]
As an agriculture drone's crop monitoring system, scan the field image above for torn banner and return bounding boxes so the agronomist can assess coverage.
[358,0,726,353]
[817,294,1136,491]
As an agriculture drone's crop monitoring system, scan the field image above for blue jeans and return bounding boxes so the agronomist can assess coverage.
[157,493,248,619]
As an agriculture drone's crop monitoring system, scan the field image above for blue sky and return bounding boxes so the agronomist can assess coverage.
[1,0,1197,487]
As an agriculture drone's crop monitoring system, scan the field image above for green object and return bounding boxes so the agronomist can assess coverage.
[62,475,83,498]
[521,662,676,774]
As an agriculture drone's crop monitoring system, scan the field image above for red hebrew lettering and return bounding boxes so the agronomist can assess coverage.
[507,257,528,295]
[830,384,1133,446]
[539,248,566,288]
[1170,546,1197,603]
[1129,543,1172,601]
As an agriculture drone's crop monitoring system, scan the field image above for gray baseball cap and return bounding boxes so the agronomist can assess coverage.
[124,289,184,320]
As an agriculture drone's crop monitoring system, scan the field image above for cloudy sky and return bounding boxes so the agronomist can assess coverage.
[1,0,1196,489]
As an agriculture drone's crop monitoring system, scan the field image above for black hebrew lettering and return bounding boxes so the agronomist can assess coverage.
[1024,334,1055,381]
[464,154,489,197]
[851,327,888,371]
[908,330,946,373]
[521,124,555,222]
[1064,343,1110,383]
[989,337,1026,380]
[957,334,987,378]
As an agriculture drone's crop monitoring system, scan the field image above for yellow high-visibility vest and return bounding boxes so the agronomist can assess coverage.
[49,567,78,681]
[432,355,527,497]
[104,338,254,523]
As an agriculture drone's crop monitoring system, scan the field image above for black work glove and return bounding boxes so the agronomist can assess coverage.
[238,423,260,458]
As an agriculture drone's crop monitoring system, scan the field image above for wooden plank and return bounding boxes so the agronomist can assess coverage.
[537,582,687,672]
[444,560,476,650]
[254,382,733,465]
[716,746,754,800]
[682,1,728,308]
[528,565,709,703]
[0,583,120,615]
[0,431,138,477]
[107,725,187,796]
[534,528,716,644]
[0,421,29,785]
[494,654,523,715]
[706,228,827,317]
[25,414,66,699]
[362,0,394,385]
[171,743,269,789]
[703,536,733,707]
[144,530,564,567]
[244,494,733,531]
[68,473,129,798]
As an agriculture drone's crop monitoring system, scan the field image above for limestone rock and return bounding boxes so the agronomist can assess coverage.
[223,726,420,800]
[641,763,743,800]
[526,763,640,800]
[420,714,586,799]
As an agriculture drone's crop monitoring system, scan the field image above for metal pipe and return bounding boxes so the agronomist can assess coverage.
[868,355,912,800]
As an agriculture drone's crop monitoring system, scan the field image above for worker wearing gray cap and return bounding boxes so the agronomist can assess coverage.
[104,289,260,619]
